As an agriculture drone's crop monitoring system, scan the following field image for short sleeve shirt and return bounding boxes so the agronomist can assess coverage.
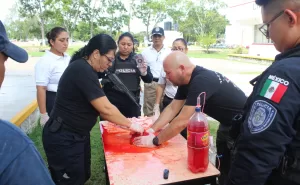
[35,50,70,92]
[175,66,247,125]
[141,46,171,78]
[52,58,105,133]
[158,69,178,98]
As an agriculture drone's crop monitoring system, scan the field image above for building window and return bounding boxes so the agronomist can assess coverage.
[254,24,272,44]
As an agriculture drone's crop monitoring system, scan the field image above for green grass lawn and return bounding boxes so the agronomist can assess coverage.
[28,123,105,185]
[26,45,230,60]
[28,120,219,184]
[26,45,83,57]
[187,50,228,60]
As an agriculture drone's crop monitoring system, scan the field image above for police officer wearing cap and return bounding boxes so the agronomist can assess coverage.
[0,21,54,184]
[227,0,300,185]
[141,27,171,116]
[102,32,153,118]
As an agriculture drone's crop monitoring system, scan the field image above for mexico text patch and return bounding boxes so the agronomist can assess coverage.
[248,100,277,134]
[259,75,288,103]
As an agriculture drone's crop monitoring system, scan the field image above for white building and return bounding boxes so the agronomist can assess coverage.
[225,0,279,58]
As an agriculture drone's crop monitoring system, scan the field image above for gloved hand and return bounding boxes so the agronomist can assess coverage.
[133,133,156,148]
[134,54,147,76]
[40,113,49,127]
[146,128,155,134]
[153,103,160,116]
[129,122,144,134]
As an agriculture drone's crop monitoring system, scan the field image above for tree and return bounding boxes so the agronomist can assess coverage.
[104,0,129,35]
[73,21,107,41]
[134,0,167,39]
[165,0,186,29]
[126,0,135,32]
[44,0,84,40]
[168,0,228,43]
[198,33,217,53]
[18,0,50,45]
[79,0,107,39]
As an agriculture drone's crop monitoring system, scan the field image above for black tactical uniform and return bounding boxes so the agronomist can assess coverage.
[102,52,153,118]
[227,45,300,185]
[43,58,106,185]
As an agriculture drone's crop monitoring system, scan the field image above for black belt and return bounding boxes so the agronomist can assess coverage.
[164,95,173,100]
[153,78,159,82]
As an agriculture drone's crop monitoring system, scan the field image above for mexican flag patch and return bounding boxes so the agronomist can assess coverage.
[260,75,288,103]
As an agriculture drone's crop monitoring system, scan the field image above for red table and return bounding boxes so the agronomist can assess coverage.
[99,121,220,185]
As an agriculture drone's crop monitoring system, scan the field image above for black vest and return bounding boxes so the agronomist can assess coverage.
[113,54,140,92]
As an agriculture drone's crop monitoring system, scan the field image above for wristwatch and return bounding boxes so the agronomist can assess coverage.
[152,136,160,146]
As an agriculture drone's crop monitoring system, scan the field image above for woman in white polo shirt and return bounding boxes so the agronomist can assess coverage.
[153,38,188,137]
[35,27,70,126]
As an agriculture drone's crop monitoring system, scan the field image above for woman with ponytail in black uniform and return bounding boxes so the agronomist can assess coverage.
[42,34,144,185]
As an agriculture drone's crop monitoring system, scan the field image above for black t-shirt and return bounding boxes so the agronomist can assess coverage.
[175,66,247,125]
[52,58,105,133]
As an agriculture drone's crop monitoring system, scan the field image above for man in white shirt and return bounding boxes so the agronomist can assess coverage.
[141,27,171,116]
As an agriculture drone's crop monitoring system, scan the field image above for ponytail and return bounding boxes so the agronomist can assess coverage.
[70,45,87,63]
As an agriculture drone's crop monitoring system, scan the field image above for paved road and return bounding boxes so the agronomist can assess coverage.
[0,58,39,120]
[0,57,268,121]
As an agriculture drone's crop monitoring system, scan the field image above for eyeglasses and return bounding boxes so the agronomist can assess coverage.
[259,10,284,38]
[104,55,114,63]
[171,47,185,52]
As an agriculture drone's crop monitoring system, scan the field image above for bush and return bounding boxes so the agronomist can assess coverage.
[233,46,244,54]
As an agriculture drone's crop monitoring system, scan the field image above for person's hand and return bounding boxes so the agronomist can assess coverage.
[146,128,155,134]
[40,113,49,127]
[153,103,160,115]
[129,122,144,134]
[134,54,147,76]
[133,133,156,148]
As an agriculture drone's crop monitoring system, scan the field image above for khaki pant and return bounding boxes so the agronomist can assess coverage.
[143,81,157,116]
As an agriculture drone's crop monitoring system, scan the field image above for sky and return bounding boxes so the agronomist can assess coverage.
[0,0,16,23]
[0,0,248,32]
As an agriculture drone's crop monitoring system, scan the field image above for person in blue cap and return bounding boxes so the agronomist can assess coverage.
[0,20,54,184]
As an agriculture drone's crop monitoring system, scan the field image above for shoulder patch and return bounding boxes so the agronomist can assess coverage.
[248,100,277,134]
[259,75,288,103]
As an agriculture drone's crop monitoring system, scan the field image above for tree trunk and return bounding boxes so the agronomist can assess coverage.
[128,19,131,32]
[90,21,93,39]
[38,0,45,46]
[40,18,45,46]
[206,47,210,54]
[146,13,151,41]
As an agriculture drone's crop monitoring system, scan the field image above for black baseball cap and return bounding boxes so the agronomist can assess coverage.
[0,21,28,63]
[151,27,164,36]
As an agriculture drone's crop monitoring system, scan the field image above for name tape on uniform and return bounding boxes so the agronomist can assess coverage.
[248,100,277,134]
[116,69,136,73]
[259,75,289,103]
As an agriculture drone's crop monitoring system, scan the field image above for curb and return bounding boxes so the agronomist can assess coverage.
[228,54,274,61]
[10,100,38,127]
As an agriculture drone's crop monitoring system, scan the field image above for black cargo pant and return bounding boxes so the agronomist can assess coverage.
[42,118,91,185]
[216,124,233,185]
[46,91,56,115]
[161,95,187,139]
